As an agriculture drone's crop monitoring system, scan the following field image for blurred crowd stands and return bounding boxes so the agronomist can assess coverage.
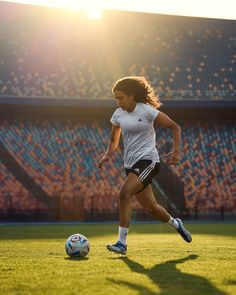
[156,121,236,216]
[0,4,236,100]
[0,3,235,221]
[0,118,235,219]
[0,118,123,219]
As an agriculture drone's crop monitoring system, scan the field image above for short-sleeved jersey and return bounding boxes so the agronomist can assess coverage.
[110,102,160,168]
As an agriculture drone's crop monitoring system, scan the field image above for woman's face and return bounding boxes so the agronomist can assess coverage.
[113,90,136,112]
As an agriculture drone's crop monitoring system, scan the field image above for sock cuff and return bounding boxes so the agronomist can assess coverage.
[167,216,179,229]
[119,226,129,233]
[167,216,174,224]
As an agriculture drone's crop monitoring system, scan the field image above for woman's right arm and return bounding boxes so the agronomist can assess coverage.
[97,124,121,168]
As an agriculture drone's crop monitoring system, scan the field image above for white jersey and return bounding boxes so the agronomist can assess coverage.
[110,102,160,168]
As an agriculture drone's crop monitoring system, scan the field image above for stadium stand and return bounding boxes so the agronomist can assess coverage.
[0,117,124,220]
[0,117,235,220]
[0,160,47,220]
[156,120,236,216]
[0,3,236,100]
[0,3,235,221]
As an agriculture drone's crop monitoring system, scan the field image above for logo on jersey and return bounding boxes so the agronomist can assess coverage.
[138,118,142,122]
[133,168,140,173]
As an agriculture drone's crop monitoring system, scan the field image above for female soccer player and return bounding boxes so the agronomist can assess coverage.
[98,76,192,255]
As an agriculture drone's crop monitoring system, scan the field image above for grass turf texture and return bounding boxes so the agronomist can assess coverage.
[0,223,235,295]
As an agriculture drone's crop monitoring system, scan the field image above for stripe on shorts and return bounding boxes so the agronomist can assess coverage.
[139,165,154,181]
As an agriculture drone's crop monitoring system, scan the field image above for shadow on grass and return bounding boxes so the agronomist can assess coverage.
[64,256,89,262]
[225,279,236,285]
[108,255,226,295]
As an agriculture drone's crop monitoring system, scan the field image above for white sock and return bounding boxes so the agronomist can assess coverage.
[118,226,129,245]
[167,216,179,230]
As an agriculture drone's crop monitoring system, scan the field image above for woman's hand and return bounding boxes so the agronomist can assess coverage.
[164,150,180,165]
[97,155,111,168]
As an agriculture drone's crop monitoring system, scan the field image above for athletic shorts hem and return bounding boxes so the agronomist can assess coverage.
[125,160,160,189]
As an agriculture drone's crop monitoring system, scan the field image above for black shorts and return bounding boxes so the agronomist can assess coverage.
[125,160,160,190]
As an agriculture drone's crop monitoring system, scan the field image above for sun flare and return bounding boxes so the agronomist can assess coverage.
[1,0,236,20]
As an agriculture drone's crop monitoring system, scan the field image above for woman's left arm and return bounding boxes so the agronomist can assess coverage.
[154,111,181,165]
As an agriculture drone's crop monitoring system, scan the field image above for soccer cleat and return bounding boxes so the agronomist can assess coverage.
[175,218,192,243]
[106,241,127,255]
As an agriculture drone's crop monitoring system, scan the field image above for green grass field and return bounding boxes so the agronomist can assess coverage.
[0,223,235,295]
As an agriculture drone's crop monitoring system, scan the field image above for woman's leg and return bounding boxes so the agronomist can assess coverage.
[136,185,192,243]
[118,173,144,228]
[136,184,170,222]
[106,173,144,254]
[107,178,192,254]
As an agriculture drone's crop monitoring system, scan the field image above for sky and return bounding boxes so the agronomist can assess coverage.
[1,0,236,20]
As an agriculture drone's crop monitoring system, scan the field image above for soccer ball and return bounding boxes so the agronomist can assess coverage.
[65,233,90,258]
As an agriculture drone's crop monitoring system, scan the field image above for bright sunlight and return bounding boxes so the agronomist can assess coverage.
[1,0,236,20]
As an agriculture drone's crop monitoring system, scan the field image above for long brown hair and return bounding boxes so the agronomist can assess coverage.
[112,76,162,109]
